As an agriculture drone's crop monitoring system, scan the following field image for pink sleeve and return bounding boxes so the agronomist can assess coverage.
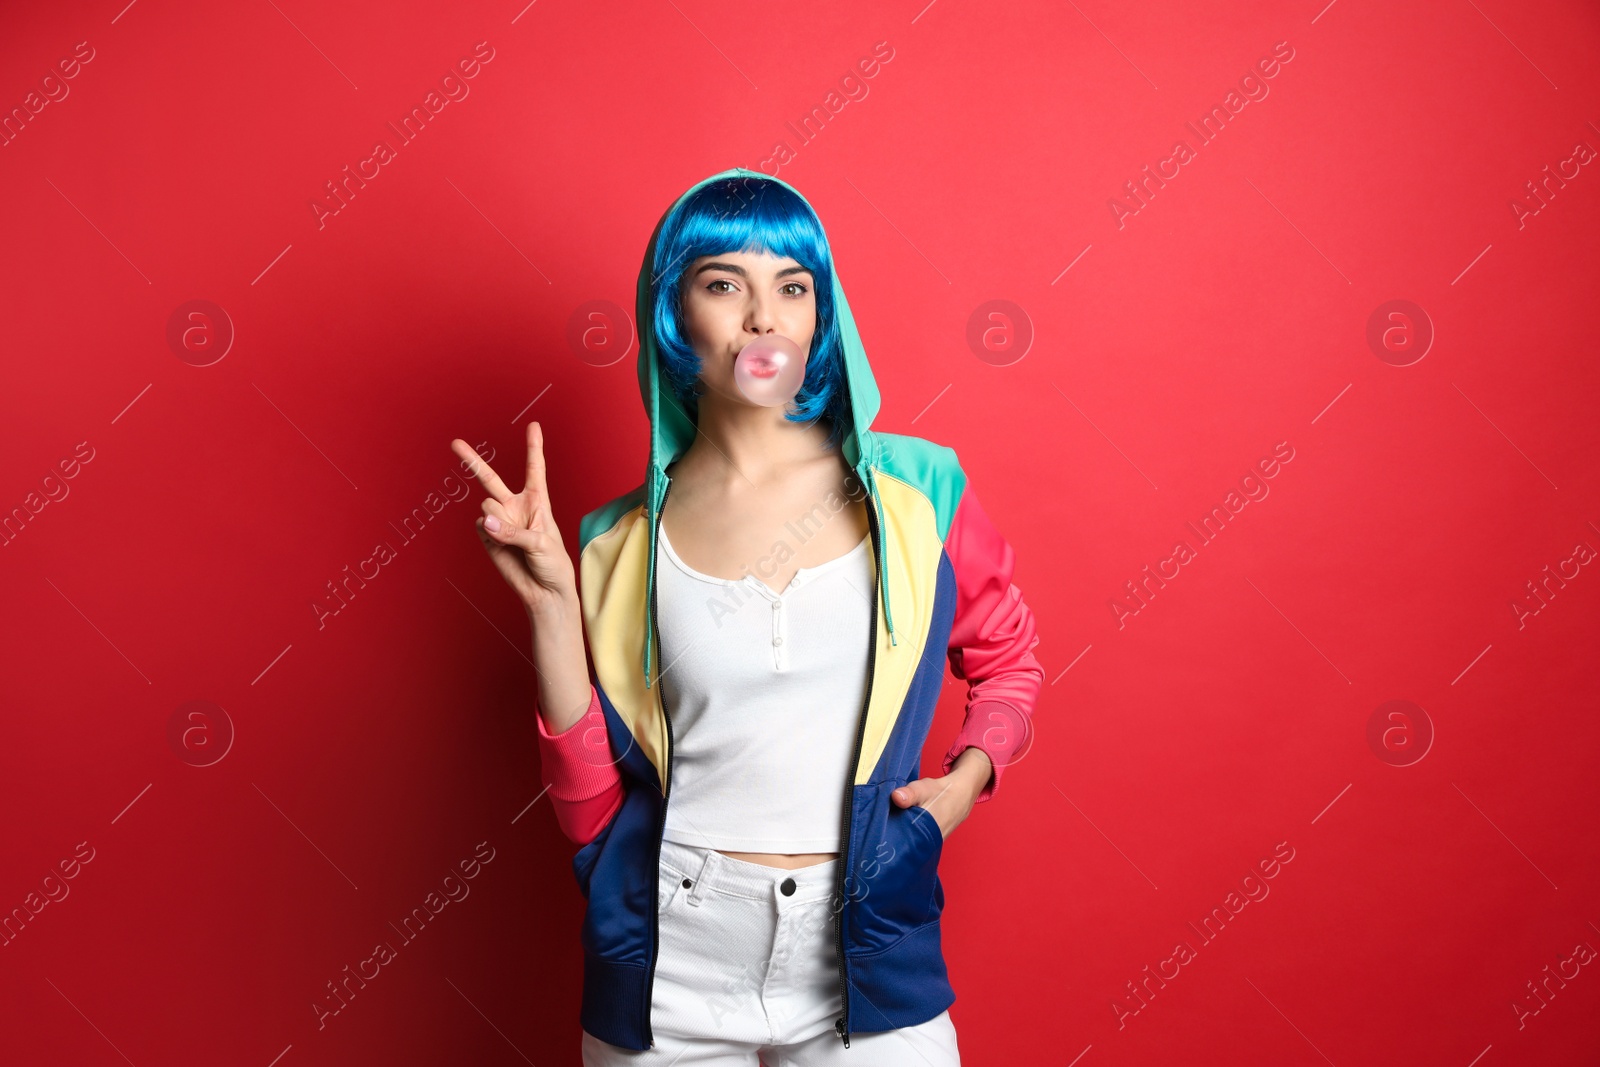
[940,485,1045,804]
[536,684,626,845]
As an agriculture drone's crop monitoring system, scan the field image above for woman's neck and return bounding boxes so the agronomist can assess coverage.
[672,398,834,489]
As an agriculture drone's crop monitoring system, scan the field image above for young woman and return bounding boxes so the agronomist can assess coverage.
[454,169,1044,1065]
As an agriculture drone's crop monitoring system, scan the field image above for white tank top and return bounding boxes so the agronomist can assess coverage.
[655,521,874,853]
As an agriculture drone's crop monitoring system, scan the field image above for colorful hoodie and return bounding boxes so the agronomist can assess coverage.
[535,167,1045,1050]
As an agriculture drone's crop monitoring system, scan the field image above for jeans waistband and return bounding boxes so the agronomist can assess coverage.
[659,838,840,905]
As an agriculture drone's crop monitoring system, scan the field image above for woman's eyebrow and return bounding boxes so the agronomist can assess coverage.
[691,261,813,280]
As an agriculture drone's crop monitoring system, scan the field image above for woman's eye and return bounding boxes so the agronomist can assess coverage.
[704,278,809,295]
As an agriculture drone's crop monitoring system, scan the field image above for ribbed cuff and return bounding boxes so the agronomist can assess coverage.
[535,685,622,801]
[940,699,1033,804]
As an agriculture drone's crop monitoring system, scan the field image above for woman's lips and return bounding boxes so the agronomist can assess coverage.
[743,355,780,378]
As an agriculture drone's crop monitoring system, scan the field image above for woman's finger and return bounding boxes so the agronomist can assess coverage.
[452,438,515,505]
[474,515,536,600]
[524,421,550,506]
[482,493,556,547]
[482,494,532,531]
[483,495,563,560]
[487,511,557,557]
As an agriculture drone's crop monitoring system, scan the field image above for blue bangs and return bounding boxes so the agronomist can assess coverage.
[650,175,850,451]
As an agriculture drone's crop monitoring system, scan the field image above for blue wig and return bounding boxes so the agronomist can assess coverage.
[649,174,850,452]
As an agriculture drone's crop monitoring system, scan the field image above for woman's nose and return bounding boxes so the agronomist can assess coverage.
[745,299,779,334]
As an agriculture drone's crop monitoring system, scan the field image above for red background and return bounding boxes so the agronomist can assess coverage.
[4,0,1599,1063]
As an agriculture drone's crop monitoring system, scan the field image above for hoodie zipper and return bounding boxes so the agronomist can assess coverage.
[833,479,881,1047]
[643,478,674,1050]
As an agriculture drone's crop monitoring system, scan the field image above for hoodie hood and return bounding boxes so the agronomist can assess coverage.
[633,167,899,685]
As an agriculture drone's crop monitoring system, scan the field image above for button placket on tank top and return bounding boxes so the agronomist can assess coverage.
[742,576,792,671]
[772,582,788,670]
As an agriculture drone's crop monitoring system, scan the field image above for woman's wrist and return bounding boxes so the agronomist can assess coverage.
[526,587,591,735]
[526,588,581,625]
[949,747,995,798]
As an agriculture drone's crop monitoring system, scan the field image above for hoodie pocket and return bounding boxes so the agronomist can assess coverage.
[847,783,945,955]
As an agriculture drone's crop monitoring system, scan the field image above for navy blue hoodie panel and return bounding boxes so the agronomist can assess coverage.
[595,683,663,794]
[845,779,947,954]
[574,783,661,962]
[841,556,957,953]
[845,921,957,1033]
[579,955,651,1050]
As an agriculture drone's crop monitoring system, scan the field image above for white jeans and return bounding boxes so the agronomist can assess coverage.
[581,837,962,1066]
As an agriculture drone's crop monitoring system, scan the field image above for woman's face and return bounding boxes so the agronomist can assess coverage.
[678,249,817,408]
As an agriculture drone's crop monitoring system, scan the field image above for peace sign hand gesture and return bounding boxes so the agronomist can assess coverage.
[452,422,577,618]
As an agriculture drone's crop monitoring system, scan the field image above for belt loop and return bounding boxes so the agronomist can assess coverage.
[685,848,716,906]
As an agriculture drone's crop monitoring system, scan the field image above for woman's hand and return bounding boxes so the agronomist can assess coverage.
[452,422,577,617]
[890,749,993,841]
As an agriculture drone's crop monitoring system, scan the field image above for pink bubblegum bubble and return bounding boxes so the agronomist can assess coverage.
[733,334,807,408]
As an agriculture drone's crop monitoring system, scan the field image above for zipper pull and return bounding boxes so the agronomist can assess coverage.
[835,1015,849,1046]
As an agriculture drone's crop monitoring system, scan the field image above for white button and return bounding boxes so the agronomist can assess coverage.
[773,636,783,646]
